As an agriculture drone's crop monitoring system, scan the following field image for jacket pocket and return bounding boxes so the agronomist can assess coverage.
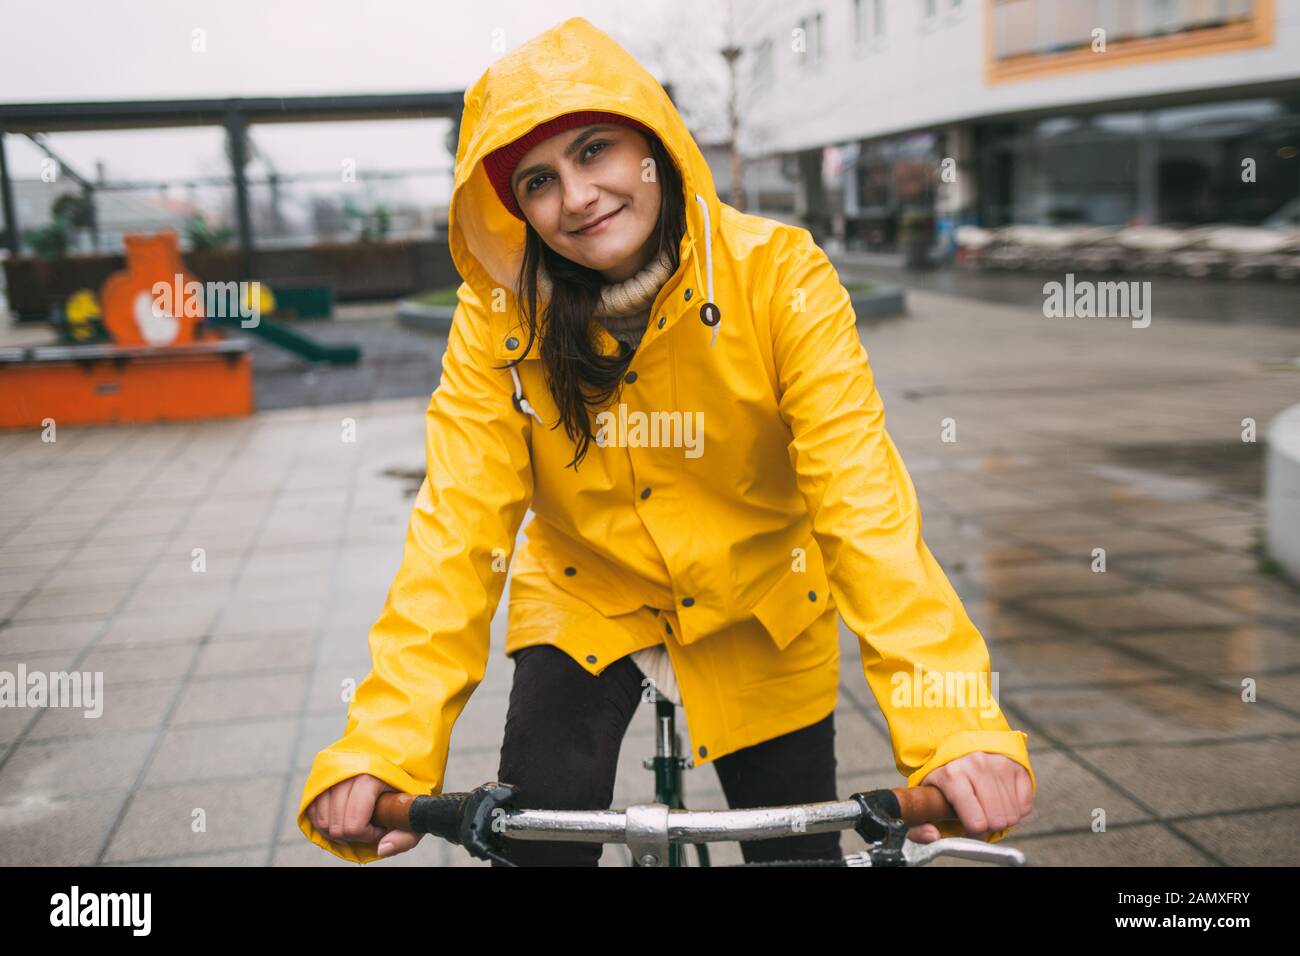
[530,520,648,618]
[749,536,832,650]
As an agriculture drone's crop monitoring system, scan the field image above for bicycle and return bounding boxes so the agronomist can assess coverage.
[372,685,1028,867]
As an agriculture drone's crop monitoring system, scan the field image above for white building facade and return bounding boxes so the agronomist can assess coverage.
[734,0,1300,250]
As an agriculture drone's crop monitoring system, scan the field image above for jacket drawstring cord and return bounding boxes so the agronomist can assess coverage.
[693,193,719,348]
[509,364,543,424]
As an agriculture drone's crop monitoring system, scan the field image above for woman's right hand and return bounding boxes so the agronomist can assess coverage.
[307,773,423,859]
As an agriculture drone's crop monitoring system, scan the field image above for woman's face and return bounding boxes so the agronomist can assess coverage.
[512,123,662,284]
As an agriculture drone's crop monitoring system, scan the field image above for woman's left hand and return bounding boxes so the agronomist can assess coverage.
[907,751,1034,844]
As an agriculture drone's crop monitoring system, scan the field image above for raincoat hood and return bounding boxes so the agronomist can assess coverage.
[448,15,724,364]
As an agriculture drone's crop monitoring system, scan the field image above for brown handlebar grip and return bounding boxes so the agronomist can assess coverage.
[372,791,417,832]
[890,785,958,825]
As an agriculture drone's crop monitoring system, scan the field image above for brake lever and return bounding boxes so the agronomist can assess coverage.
[844,837,1027,867]
[904,836,1027,866]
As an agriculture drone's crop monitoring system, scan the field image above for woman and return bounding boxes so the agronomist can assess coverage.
[299,16,1035,866]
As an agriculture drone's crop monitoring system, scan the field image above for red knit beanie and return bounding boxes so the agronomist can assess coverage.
[482,110,655,220]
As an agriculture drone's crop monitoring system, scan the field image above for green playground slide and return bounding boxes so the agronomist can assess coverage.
[204,313,361,365]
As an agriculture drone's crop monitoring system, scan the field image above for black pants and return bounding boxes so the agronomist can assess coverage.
[492,642,841,866]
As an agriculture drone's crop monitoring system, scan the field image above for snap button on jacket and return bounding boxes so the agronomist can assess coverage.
[298,16,1035,863]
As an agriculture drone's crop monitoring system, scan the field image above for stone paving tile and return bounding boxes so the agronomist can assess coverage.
[1197,581,1300,624]
[0,792,126,866]
[1173,521,1264,551]
[0,570,48,600]
[25,680,175,740]
[104,775,284,862]
[1171,806,1300,867]
[79,641,200,686]
[212,600,322,639]
[1007,526,1209,558]
[1012,824,1216,866]
[988,638,1172,689]
[142,717,299,786]
[1073,737,1300,819]
[1107,625,1300,679]
[13,587,126,621]
[104,847,269,867]
[1120,550,1267,587]
[1003,681,1300,747]
[1020,589,1248,632]
[99,607,215,647]
[170,672,309,726]
[0,731,155,801]
[192,631,316,678]
[946,558,1144,601]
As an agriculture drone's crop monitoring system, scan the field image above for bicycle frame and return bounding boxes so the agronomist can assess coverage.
[643,688,710,867]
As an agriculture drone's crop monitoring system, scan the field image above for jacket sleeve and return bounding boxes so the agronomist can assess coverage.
[767,228,1034,844]
[297,281,534,863]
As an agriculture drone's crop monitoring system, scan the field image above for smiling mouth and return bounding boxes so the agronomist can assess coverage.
[571,206,624,235]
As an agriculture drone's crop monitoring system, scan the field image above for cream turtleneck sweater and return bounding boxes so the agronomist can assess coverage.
[536,248,675,353]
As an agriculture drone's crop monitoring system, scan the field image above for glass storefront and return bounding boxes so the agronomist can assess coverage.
[975,95,1300,227]
[845,131,939,251]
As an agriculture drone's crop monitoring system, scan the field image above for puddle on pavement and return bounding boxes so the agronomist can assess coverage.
[1085,440,1264,500]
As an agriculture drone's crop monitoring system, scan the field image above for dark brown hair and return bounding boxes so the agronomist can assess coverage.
[498,131,686,471]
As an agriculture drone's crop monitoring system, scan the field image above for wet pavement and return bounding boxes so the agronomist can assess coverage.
[833,250,1300,330]
[1,285,1298,867]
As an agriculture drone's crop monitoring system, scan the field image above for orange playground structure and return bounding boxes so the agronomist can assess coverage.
[0,231,254,428]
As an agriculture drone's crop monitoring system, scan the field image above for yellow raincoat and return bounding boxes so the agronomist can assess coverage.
[299,16,1035,863]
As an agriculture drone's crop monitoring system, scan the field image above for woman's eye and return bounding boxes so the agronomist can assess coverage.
[523,142,610,194]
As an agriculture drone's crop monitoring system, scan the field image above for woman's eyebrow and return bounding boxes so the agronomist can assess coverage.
[512,125,621,191]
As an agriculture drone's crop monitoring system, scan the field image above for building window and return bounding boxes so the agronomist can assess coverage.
[855,0,886,51]
[988,0,1273,83]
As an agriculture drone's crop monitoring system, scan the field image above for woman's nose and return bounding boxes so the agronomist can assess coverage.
[561,176,601,216]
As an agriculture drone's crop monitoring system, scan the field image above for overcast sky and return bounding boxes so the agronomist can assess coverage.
[0,0,731,199]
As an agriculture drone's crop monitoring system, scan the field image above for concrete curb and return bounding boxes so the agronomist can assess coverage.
[849,286,907,320]
[397,300,456,335]
[1266,402,1300,585]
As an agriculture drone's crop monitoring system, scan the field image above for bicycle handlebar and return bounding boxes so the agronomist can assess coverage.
[372,782,957,838]
[892,785,957,826]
